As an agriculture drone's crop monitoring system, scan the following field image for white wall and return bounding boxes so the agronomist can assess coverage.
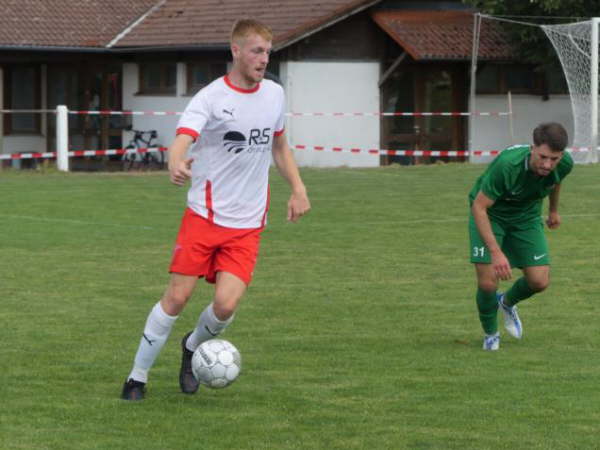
[281,61,380,168]
[121,63,189,148]
[469,94,573,163]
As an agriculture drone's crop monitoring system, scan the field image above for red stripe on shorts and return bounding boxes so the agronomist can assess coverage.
[205,180,214,223]
[260,184,271,227]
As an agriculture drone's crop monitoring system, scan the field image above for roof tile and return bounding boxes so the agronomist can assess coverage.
[0,0,161,48]
[371,10,513,61]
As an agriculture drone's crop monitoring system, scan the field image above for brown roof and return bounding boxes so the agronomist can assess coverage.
[371,10,513,61]
[0,0,380,50]
[0,0,159,48]
[0,1,512,59]
[113,0,380,49]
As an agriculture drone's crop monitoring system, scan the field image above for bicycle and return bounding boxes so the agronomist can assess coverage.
[122,126,165,171]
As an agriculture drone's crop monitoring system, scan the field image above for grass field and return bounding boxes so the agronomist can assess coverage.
[1,162,599,449]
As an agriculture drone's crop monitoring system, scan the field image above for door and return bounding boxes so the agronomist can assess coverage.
[381,63,467,164]
[47,63,124,157]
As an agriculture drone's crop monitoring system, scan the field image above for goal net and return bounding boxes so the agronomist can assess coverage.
[472,15,599,164]
[541,20,599,163]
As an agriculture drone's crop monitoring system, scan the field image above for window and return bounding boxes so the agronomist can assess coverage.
[476,64,501,94]
[47,67,80,131]
[476,64,537,95]
[186,62,227,94]
[139,62,176,95]
[475,63,568,96]
[4,65,41,134]
[505,65,534,93]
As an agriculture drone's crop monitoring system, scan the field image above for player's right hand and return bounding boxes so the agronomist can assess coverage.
[170,157,193,186]
[491,250,512,281]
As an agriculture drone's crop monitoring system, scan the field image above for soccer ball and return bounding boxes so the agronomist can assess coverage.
[191,339,241,389]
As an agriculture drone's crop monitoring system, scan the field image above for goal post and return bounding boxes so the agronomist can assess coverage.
[591,17,599,163]
[541,17,600,163]
[471,14,600,164]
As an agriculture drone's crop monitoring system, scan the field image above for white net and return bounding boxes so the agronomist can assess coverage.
[542,20,598,163]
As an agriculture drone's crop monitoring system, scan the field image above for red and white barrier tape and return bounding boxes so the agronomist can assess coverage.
[286,111,510,117]
[66,110,510,117]
[1,145,588,161]
[292,145,589,155]
[293,145,476,156]
[0,147,167,160]
[69,110,181,116]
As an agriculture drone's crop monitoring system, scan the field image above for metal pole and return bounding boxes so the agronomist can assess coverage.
[56,105,69,171]
[590,18,599,163]
[469,13,482,162]
[0,67,3,160]
[508,91,514,144]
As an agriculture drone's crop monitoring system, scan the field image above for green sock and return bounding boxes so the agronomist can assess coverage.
[476,288,498,335]
[505,277,536,307]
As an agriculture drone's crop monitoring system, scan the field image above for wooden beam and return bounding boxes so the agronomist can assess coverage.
[378,52,406,87]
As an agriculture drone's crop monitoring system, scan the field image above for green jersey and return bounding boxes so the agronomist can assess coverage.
[468,145,573,224]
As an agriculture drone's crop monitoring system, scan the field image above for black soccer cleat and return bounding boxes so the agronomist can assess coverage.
[179,332,200,394]
[121,378,146,401]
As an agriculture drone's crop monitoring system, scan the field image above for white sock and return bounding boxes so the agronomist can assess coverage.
[185,303,234,352]
[128,302,178,383]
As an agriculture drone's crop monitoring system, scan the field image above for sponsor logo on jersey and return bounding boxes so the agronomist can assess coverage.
[223,128,272,154]
[223,131,247,153]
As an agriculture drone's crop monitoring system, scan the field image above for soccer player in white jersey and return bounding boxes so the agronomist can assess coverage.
[121,19,311,400]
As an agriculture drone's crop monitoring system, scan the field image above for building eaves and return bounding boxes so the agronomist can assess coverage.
[371,9,514,61]
[272,0,382,51]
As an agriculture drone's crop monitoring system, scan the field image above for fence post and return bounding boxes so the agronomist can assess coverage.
[56,105,69,171]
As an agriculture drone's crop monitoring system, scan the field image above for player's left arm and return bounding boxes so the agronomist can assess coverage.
[271,131,311,222]
[546,183,562,229]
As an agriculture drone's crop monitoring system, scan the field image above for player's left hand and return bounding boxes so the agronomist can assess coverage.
[287,190,311,222]
[546,211,561,229]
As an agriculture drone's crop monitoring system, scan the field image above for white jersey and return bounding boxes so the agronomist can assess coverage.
[176,75,286,228]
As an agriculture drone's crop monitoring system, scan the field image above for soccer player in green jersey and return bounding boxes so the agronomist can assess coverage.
[468,122,573,350]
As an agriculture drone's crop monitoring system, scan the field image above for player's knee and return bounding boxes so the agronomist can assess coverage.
[162,288,192,311]
[213,286,244,320]
[477,280,497,293]
[212,301,236,321]
[528,277,549,293]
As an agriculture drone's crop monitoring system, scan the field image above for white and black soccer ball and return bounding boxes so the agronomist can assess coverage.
[191,339,241,389]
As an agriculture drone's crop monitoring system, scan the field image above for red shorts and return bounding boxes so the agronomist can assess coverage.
[169,208,263,285]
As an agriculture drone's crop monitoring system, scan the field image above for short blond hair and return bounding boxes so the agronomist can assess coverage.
[231,19,273,45]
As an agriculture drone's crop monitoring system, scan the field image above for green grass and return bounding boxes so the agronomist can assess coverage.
[1,163,599,449]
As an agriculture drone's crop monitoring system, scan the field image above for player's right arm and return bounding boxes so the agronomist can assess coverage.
[471,191,512,280]
[168,134,194,186]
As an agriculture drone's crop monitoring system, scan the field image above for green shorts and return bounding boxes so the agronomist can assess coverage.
[468,215,550,267]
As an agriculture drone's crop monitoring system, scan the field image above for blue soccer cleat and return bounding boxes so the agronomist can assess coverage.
[497,292,522,339]
[482,332,500,351]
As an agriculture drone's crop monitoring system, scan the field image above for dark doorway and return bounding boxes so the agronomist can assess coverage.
[47,63,125,168]
[381,63,467,164]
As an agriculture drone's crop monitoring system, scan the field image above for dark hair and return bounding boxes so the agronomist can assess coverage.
[532,122,568,152]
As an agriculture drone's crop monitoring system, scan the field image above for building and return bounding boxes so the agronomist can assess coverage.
[0,0,572,169]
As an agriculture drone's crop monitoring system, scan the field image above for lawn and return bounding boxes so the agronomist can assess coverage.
[1,162,599,449]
